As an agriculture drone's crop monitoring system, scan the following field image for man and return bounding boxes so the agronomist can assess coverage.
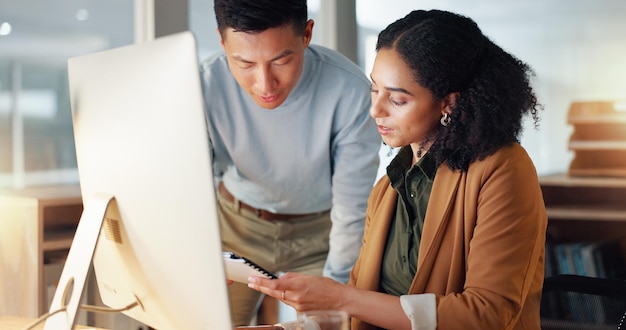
[200,0,380,325]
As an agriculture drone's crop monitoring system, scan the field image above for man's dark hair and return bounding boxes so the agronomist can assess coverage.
[214,0,308,37]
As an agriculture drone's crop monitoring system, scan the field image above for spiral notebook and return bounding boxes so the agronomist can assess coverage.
[223,252,279,283]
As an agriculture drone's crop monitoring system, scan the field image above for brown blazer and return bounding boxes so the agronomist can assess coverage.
[349,143,547,330]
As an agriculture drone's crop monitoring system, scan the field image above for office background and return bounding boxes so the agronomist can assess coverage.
[1,0,626,190]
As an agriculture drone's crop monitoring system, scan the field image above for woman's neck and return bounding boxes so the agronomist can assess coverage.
[411,141,432,165]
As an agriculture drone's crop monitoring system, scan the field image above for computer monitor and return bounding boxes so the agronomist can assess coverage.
[44,31,232,329]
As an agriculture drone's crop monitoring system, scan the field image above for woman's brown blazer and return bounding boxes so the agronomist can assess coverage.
[350,143,548,330]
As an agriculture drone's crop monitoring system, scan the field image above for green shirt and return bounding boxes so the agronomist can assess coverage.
[380,147,437,296]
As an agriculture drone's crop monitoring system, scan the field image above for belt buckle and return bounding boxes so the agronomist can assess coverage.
[255,208,263,218]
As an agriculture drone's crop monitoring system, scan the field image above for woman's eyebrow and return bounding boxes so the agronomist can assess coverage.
[370,76,414,96]
[386,86,413,96]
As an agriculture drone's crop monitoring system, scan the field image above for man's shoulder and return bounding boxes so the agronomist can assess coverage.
[199,51,228,74]
[199,51,238,92]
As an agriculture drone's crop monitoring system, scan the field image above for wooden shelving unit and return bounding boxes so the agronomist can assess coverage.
[540,100,626,329]
[567,101,626,177]
[540,174,626,247]
[540,174,626,329]
[550,100,626,247]
[0,185,82,318]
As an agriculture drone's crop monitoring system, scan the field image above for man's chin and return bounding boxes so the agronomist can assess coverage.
[254,98,284,110]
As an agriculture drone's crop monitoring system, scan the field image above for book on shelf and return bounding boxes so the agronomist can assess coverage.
[542,238,626,325]
[549,239,624,279]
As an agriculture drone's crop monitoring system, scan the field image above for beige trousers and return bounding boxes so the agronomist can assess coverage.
[217,192,331,326]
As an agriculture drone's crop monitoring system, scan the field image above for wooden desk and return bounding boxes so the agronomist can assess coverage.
[0,185,83,317]
[0,316,106,330]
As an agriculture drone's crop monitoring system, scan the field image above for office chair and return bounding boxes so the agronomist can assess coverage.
[541,274,626,330]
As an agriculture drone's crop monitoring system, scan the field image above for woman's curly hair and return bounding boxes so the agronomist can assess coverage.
[376,10,542,171]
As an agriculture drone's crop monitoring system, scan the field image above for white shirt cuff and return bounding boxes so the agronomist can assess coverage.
[400,293,437,330]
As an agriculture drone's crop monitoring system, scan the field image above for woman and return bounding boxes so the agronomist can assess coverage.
[248,9,547,330]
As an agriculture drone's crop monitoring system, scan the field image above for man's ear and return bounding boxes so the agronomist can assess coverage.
[217,28,225,48]
[442,92,460,115]
[303,19,315,47]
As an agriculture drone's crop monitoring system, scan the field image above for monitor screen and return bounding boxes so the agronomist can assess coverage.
[49,31,231,329]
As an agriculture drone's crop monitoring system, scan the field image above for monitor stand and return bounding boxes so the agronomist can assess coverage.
[40,193,139,330]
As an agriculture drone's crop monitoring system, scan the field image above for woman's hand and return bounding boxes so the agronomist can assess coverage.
[247,272,346,312]
[250,272,411,329]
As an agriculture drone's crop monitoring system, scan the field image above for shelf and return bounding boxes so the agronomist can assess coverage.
[569,168,626,178]
[541,172,626,222]
[540,175,626,224]
[546,206,626,222]
[569,140,626,150]
[0,185,83,318]
[540,173,626,255]
[567,101,626,125]
[42,229,75,251]
[569,151,626,178]
[568,115,626,124]
[567,101,626,177]
[540,173,626,188]
[542,318,617,330]
[1,184,82,200]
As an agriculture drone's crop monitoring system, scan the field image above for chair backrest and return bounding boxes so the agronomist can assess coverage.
[541,274,626,330]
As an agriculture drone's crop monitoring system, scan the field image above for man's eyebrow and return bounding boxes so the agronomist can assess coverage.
[270,50,295,61]
[370,76,414,96]
[232,50,295,63]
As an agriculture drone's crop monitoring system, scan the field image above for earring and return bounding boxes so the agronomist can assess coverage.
[440,113,451,127]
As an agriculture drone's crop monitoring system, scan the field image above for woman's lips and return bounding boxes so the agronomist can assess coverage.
[377,125,392,135]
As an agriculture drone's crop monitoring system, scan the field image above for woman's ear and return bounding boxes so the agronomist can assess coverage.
[442,92,460,115]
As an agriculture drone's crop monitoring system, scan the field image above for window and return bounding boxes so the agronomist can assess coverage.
[0,1,133,189]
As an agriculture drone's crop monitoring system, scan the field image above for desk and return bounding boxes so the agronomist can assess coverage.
[0,185,83,317]
[0,316,107,330]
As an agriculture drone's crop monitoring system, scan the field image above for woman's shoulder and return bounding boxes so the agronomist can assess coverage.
[368,175,396,206]
[479,142,532,165]
[467,142,538,177]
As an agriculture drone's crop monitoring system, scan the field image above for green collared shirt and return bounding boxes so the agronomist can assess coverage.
[380,146,437,296]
